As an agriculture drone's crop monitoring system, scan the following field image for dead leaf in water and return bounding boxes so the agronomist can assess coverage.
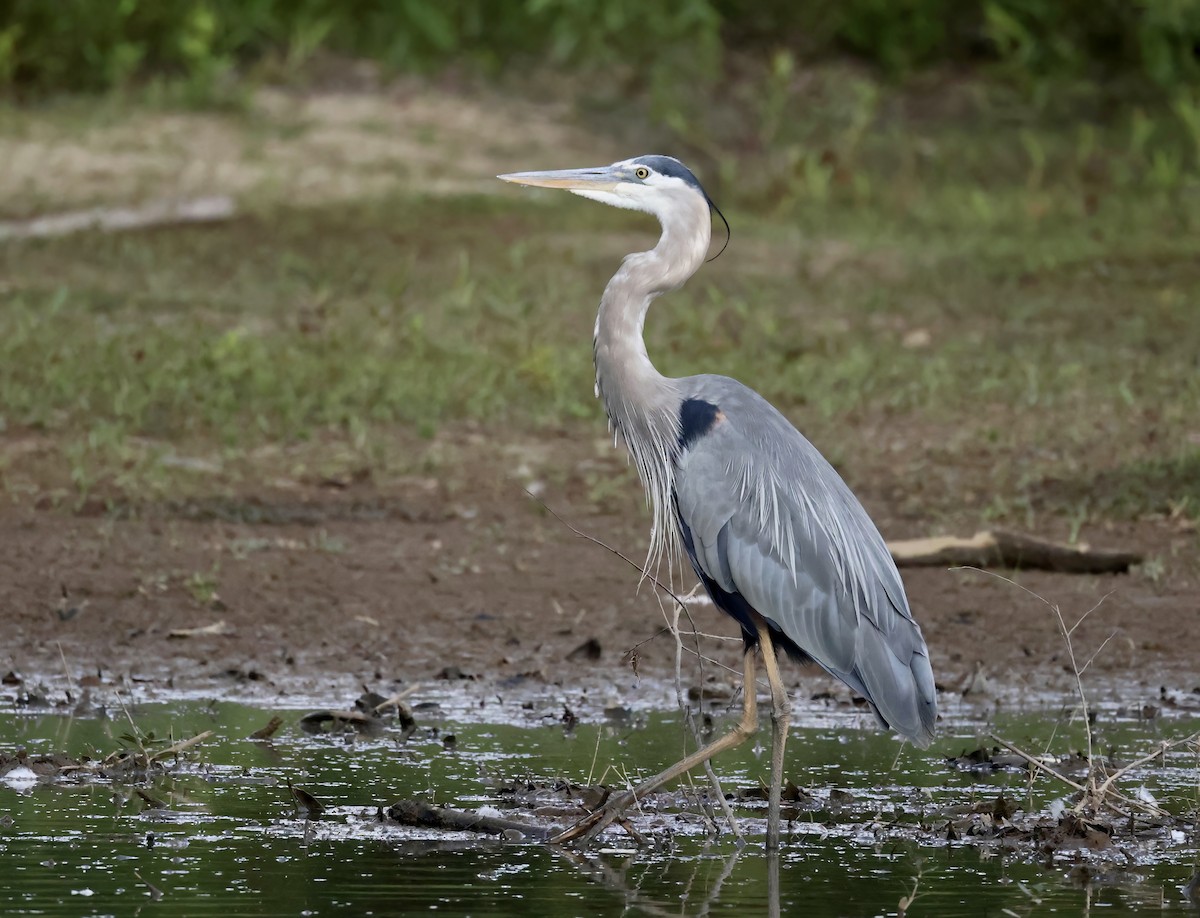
[135,789,166,810]
[435,665,475,681]
[356,689,418,739]
[356,690,390,712]
[387,798,555,841]
[980,794,1018,821]
[946,746,1026,771]
[249,716,284,740]
[782,780,814,804]
[561,705,579,732]
[828,789,855,807]
[737,780,814,806]
[1039,812,1113,852]
[298,709,383,736]
[287,779,326,819]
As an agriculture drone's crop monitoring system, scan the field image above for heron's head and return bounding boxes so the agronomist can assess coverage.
[498,154,716,223]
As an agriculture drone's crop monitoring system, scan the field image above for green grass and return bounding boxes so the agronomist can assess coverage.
[1,77,1198,526]
[0,198,599,436]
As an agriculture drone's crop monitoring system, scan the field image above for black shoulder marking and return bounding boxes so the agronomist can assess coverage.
[678,398,720,451]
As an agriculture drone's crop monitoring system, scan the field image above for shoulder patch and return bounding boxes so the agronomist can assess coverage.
[678,398,722,450]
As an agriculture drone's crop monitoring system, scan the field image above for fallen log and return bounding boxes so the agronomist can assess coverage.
[387,799,559,841]
[0,196,235,240]
[888,529,1141,574]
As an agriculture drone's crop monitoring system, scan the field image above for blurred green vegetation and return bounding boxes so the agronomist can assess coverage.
[1,0,1198,97]
[0,3,1197,527]
[1,105,1197,522]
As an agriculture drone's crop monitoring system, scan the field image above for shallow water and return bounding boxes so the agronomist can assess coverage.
[1,687,1197,916]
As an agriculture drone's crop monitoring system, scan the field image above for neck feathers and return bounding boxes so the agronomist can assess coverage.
[592,194,712,577]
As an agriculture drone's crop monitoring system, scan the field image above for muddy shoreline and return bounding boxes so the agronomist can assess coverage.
[4,474,1198,704]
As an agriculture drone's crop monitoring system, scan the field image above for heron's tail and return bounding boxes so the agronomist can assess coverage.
[840,624,937,749]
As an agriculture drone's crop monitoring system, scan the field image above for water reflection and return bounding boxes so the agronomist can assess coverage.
[0,697,1196,916]
[561,845,750,916]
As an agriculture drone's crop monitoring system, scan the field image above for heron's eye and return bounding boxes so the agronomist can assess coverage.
[634,167,649,180]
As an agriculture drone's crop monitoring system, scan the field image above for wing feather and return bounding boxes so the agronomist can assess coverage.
[674,376,937,746]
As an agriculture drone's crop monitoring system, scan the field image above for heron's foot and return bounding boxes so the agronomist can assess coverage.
[549,789,638,847]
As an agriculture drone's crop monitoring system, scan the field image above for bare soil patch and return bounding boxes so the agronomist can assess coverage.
[0,83,608,219]
[1,80,1196,718]
[3,430,1197,709]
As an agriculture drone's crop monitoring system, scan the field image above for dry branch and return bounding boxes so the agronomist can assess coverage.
[0,196,235,240]
[372,682,423,714]
[168,620,230,638]
[888,529,1141,574]
[147,730,213,764]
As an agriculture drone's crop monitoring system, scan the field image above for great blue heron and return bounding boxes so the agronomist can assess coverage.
[498,155,937,849]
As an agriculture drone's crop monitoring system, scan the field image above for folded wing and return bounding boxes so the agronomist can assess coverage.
[673,379,937,746]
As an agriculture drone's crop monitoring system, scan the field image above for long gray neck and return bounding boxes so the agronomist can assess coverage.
[592,195,712,572]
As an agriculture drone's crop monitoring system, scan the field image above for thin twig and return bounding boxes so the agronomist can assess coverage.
[986,734,1167,820]
[1093,732,1200,802]
[621,626,673,657]
[372,682,423,713]
[55,641,76,697]
[113,690,149,766]
[528,492,690,611]
[988,734,1089,795]
[667,597,743,840]
[532,492,716,674]
[960,570,1114,811]
[585,722,605,788]
[1048,601,1095,793]
[147,730,214,764]
[1066,590,1116,638]
[952,569,1098,771]
[1076,630,1119,677]
[533,492,745,839]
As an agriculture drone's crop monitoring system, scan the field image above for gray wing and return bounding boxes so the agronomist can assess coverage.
[674,376,937,747]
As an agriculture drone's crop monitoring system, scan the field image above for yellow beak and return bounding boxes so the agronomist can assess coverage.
[497,166,622,192]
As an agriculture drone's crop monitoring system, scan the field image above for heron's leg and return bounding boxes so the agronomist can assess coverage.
[767,850,782,918]
[551,650,759,847]
[755,617,792,851]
